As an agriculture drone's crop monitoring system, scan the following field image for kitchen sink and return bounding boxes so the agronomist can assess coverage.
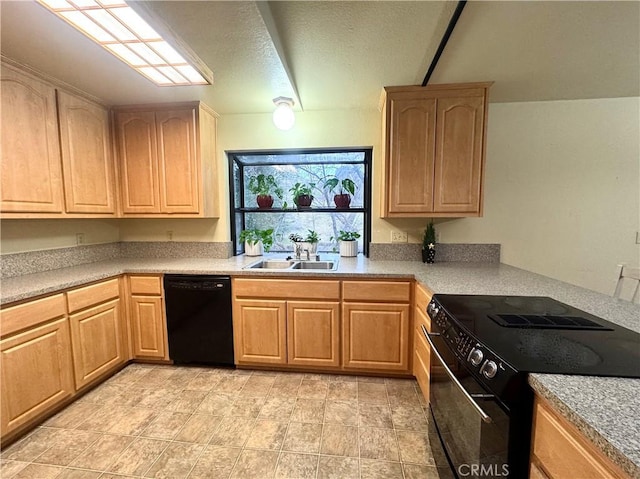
[246,259,297,269]
[290,261,337,270]
[243,259,338,271]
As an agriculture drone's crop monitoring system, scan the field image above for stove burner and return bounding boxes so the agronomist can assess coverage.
[488,314,612,330]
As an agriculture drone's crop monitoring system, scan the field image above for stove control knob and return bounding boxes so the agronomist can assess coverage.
[468,348,484,366]
[481,360,498,379]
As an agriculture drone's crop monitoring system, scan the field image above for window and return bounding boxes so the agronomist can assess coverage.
[228,148,372,256]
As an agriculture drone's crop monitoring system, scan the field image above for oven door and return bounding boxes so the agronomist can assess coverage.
[422,326,510,479]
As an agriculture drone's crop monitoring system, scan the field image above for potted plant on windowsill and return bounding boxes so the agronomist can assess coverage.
[240,228,274,256]
[301,229,320,256]
[323,177,356,209]
[422,221,436,263]
[247,174,283,209]
[332,230,360,257]
[289,182,315,209]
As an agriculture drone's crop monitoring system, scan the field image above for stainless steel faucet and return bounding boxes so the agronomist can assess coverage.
[304,249,310,260]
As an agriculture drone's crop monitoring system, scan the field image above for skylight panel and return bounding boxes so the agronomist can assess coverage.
[36,0,212,86]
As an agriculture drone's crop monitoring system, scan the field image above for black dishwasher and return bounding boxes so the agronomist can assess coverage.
[164,275,234,366]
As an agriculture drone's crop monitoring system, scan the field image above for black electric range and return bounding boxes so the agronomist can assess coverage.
[432,294,640,379]
[425,294,640,479]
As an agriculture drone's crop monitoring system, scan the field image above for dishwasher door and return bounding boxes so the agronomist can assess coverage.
[164,275,234,366]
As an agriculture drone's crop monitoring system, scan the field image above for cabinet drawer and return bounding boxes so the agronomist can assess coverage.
[130,275,162,295]
[342,281,411,302]
[532,398,626,479]
[414,321,431,402]
[1,294,67,338]
[414,304,431,333]
[233,278,340,300]
[67,278,120,313]
[415,282,432,312]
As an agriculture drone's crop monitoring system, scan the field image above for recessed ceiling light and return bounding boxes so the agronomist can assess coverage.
[37,0,211,86]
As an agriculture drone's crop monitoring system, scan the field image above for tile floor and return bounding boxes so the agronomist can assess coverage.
[1,364,454,478]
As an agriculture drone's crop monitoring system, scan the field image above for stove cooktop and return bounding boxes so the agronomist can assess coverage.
[432,295,640,378]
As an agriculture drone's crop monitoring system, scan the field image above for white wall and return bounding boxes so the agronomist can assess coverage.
[435,97,640,295]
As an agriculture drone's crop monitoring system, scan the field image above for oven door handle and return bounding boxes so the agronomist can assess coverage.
[421,325,493,423]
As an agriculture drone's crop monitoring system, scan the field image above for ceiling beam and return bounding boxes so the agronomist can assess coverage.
[256,1,304,110]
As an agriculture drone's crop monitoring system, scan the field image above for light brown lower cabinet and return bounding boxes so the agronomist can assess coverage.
[234,299,287,364]
[530,396,630,479]
[287,301,340,368]
[0,317,74,437]
[128,275,168,359]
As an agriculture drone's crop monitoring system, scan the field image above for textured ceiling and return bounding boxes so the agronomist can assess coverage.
[1,1,638,114]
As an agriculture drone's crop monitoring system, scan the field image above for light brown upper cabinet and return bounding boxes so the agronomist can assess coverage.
[114,102,219,217]
[58,91,116,215]
[1,63,64,214]
[382,82,491,217]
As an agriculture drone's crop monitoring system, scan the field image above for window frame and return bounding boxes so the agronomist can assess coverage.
[227,146,373,257]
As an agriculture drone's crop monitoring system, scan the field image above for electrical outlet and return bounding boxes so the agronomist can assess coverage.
[76,233,85,245]
[167,230,174,241]
[391,231,408,243]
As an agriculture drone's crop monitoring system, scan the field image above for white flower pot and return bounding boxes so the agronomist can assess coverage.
[339,240,358,257]
[245,240,264,256]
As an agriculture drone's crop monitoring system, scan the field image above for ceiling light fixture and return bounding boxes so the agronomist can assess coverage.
[36,0,211,86]
[272,97,295,131]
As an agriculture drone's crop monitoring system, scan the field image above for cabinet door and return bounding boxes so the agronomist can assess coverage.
[234,299,287,365]
[130,295,166,358]
[69,299,124,389]
[287,301,340,368]
[116,111,160,214]
[156,109,199,213]
[386,96,436,214]
[1,65,63,213]
[342,302,410,371]
[1,318,73,436]
[433,95,484,213]
[58,91,115,214]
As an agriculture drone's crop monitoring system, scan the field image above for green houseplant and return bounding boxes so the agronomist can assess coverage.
[301,229,320,255]
[332,229,360,257]
[239,228,274,256]
[247,174,283,209]
[422,222,436,263]
[289,182,315,209]
[323,177,356,208]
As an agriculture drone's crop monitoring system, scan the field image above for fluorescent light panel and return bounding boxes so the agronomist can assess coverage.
[38,0,209,86]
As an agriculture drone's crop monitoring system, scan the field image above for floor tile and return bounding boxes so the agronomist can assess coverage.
[275,452,318,478]
[229,449,278,479]
[135,388,182,410]
[297,380,328,399]
[258,397,296,421]
[269,382,300,398]
[282,422,322,453]
[229,397,265,418]
[324,400,358,426]
[396,430,432,465]
[184,374,220,392]
[196,393,235,416]
[106,407,157,435]
[188,445,241,479]
[56,469,101,478]
[105,437,168,476]
[358,403,393,428]
[403,463,442,479]
[320,423,358,457]
[326,382,358,400]
[144,442,203,479]
[34,429,101,466]
[215,376,250,393]
[290,399,325,423]
[359,427,399,461]
[44,401,104,429]
[174,414,222,444]
[357,376,386,383]
[168,390,208,413]
[11,463,63,479]
[316,456,359,479]
[70,434,133,471]
[140,411,190,440]
[390,404,429,431]
[239,376,276,397]
[360,459,404,478]
[329,375,358,382]
[209,416,255,447]
[0,460,28,478]
[358,383,388,404]
[1,428,57,461]
[303,373,332,382]
[387,384,421,406]
[245,420,288,450]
